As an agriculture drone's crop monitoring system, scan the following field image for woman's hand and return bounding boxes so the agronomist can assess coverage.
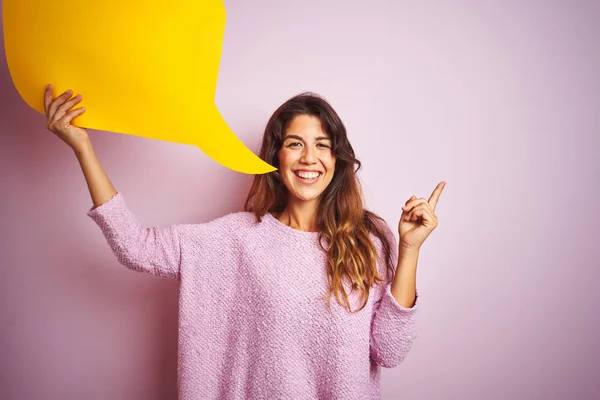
[398,181,446,252]
[44,84,90,152]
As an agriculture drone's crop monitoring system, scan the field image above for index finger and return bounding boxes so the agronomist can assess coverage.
[428,181,446,211]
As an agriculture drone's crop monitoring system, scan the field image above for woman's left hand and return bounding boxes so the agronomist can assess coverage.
[398,181,446,252]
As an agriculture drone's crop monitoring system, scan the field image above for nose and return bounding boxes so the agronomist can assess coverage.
[300,145,317,164]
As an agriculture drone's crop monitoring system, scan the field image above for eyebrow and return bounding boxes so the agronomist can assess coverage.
[283,134,331,141]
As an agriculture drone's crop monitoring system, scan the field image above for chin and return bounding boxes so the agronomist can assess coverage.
[281,174,332,204]
[289,188,325,203]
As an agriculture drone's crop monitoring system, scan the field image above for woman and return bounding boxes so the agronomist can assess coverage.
[43,84,445,399]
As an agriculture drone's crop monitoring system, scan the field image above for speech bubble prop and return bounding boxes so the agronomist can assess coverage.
[2,0,276,174]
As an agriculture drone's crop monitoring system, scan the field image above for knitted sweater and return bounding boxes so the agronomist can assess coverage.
[87,192,419,400]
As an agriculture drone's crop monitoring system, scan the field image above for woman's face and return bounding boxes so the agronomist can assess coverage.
[278,114,336,205]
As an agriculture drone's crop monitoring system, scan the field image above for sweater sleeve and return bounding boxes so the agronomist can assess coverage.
[87,192,182,279]
[369,221,419,368]
[369,283,419,368]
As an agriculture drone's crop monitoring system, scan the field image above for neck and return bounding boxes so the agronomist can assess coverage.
[278,198,320,232]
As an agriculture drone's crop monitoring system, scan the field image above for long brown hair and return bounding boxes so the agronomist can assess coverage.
[244,92,396,313]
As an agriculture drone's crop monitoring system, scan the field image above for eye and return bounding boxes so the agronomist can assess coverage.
[317,143,331,149]
[287,142,302,148]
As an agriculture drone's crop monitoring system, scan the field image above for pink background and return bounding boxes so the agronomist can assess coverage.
[2,1,599,399]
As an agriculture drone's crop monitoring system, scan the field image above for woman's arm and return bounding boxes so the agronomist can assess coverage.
[369,225,419,368]
[390,247,418,308]
[45,85,182,279]
[86,192,183,279]
[44,84,116,208]
[74,140,117,209]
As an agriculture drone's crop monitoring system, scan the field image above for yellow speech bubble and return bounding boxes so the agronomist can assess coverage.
[2,0,276,174]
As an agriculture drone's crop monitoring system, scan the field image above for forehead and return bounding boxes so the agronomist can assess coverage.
[284,115,330,139]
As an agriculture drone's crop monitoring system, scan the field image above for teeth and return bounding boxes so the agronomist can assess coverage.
[296,171,320,179]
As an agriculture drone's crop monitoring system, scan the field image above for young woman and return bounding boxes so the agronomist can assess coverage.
[43,84,445,399]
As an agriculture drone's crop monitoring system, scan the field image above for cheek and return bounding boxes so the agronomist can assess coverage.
[327,157,336,173]
[278,149,294,167]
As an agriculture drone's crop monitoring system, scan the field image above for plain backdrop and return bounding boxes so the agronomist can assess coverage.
[1,0,599,399]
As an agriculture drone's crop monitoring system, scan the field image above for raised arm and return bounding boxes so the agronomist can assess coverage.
[44,85,181,279]
[44,84,116,208]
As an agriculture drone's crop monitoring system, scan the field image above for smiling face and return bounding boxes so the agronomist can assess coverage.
[278,114,336,206]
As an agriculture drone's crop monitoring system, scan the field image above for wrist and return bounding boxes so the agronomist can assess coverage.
[73,139,93,158]
[397,245,419,271]
[399,243,420,257]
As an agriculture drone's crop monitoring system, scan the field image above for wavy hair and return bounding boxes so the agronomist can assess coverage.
[244,92,396,313]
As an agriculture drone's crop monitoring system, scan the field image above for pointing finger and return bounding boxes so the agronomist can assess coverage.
[428,181,446,211]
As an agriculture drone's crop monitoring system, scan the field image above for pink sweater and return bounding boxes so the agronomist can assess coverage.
[87,192,419,399]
